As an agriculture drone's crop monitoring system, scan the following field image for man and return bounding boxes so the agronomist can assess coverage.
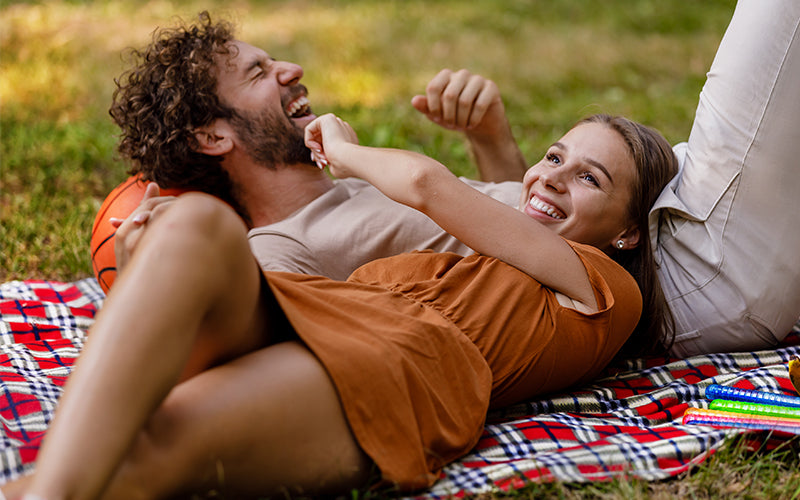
[111,12,527,281]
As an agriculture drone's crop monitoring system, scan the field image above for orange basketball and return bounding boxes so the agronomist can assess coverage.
[91,175,189,293]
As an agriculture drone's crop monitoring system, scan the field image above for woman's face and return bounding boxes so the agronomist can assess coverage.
[518,122,639,252]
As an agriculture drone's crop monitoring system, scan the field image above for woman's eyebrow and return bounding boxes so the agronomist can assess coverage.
[585,157,613,184]
[551,141,613,184]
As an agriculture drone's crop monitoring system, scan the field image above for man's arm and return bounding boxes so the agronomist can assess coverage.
[411,68,528,182]
[464,114,528,183]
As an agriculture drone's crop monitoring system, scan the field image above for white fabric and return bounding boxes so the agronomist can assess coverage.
[652,1,800,356]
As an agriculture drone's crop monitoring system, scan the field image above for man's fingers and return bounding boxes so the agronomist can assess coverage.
[438,69,471,126]
[141,181,161,202]
[419,69,499,130]
[131,211,150,225]
[423,68,454,117]
[410,94,429,115]
[462,79,498,129]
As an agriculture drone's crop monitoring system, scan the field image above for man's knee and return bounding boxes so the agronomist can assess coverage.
[141,194,249,263]
[157,194,245,239]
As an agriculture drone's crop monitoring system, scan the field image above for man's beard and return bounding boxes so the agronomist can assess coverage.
[229,106,314,168]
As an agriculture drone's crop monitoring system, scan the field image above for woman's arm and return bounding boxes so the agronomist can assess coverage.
[305,115,597,311]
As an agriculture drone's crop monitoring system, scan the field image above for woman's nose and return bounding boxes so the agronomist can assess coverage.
[540,167,566,192]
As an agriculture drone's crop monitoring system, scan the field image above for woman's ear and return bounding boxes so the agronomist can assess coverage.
[613,226,641,251]
[194,120,234,156]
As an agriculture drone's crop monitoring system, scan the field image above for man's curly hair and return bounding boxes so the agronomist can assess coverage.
[110,11,237,201]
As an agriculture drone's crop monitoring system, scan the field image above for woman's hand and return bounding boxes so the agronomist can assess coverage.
[304,113,359,178]
[111,182,180,271]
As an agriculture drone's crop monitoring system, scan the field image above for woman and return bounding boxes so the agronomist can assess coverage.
[8,113,676,500]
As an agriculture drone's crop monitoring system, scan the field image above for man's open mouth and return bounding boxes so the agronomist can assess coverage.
[286,95,311,118]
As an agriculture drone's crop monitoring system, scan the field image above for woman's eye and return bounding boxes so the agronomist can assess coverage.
[581,173,599,186]
[546,153,560,164]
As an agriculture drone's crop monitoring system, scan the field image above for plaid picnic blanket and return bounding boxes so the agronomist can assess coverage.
[0,279,798,496]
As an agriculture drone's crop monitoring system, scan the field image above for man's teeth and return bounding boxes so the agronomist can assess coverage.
[287,96,309,117]
[529,197,564,219]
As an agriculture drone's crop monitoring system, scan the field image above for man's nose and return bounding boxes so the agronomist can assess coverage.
[276,61,303,85]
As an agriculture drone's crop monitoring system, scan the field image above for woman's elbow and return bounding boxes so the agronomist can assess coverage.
[406,157,450,209]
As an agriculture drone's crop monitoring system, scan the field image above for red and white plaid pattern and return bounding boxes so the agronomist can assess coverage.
[419,328,800,498]
[0,279,101,479]
[0,279,798,496]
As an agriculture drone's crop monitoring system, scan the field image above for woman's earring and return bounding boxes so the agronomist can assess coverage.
[616,240,625,249]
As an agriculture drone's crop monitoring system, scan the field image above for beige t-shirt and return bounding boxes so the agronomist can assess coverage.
[247,177,522,281]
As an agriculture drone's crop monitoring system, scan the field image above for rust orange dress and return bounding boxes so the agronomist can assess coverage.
[262,241,641,490]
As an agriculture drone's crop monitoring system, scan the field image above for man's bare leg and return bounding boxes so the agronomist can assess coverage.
[102,341,373,499]
[18,194,269,500]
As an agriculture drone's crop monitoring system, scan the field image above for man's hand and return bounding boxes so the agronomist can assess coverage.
[412,69,527,183]
[111,182,179,272]
[411,68,506,137]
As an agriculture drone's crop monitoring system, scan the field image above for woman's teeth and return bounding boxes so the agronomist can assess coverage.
[529,197,565,219]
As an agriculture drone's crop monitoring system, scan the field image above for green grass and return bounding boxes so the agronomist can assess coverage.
[4,0,799,497]
[1,0,735,281]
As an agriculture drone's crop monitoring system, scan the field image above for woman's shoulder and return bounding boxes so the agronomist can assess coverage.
[563,241,642,312]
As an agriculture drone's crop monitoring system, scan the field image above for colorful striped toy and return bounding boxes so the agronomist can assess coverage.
[709,399,800,420]
[705,384,800,408]
[682,408,800,435]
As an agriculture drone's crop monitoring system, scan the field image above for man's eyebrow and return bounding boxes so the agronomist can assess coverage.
[551,141,614,184]
[243,55,275,77]
[243,58,264,75]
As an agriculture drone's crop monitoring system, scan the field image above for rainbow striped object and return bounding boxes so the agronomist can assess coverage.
[705,384,800,408]
[709,399,800,420]
[682,384,800,433]
[682,408,800,435]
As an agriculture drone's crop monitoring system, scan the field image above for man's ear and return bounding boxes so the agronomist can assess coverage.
[613,225,641,251]
[194,120,234,156]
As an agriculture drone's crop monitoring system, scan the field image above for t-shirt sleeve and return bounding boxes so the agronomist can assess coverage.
[248,230,325,277]
[566,241,642,318]
[562,240,643,370]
